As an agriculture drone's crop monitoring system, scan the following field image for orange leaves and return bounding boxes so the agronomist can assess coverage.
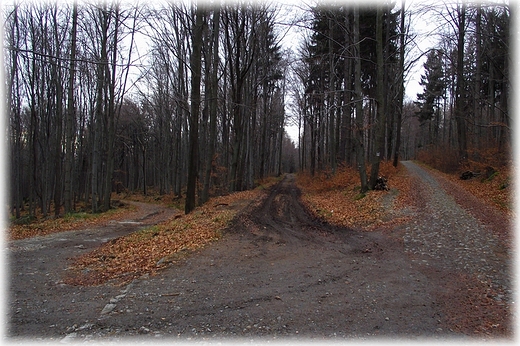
[300,186,386,229]
[8,206,134,241]
[65,189,264,286]
[414,161,513,216]
[297,162,413,231]
[296,166,359,194]
[297,160,512,235]
[447,166,512,215]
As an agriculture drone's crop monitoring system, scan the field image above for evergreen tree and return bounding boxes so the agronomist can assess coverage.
[415,49,446,143]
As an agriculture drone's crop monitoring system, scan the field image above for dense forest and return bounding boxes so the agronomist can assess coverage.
[3,0,511,218]
[291,0,511,191]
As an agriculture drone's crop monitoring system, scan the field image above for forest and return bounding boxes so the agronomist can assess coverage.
[3,0,511,218]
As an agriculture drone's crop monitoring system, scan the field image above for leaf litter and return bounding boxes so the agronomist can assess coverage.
[64,188,269,286]
[9,162,513,337]
[26,162,513,312]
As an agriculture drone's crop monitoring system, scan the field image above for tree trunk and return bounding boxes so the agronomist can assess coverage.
[92,6,109,213]
[393,1,406,167]
[64,1,78,213]
[103,5,120,212]
[455,2,467,161]
[185,3,204,214]
[341,12,352,165]
[52,5,64,217]
[277,79,286,177]
[354,6,368,193]
[328,16,336,174]
[201,5,220,205]
[474,3,482,150]
[368,6,385,189]
[7,4,22,218]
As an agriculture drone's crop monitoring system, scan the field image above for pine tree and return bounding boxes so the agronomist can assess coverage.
[415,49,446,143]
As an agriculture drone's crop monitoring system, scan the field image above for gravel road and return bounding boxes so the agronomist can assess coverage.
[7,201,178,340]
[6,163,513,342]
[401,161,512,296]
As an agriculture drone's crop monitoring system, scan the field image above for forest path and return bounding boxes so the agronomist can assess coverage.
[7,169,512,341]
[7,200,178,338]
[400,161,512,295]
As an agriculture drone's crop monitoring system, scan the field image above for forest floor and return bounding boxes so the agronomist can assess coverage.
[6,161,514,342]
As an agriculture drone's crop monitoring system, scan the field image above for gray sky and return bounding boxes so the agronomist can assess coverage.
[278,0,438,142]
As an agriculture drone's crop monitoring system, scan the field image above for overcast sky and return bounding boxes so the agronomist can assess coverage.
[277,0,439,142]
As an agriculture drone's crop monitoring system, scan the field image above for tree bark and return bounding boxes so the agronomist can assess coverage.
[185,3,204,214]
[103,5,120,212]
[455,1,467,160]
[201,5,220,205]
[7,4,22,218]
[64,1,78,214]
[393,1,406,167]
[92,5,109,213]
[369,6,386,190]
[354,6,368,193]
[328,15,336,174]
[52,9,64,217]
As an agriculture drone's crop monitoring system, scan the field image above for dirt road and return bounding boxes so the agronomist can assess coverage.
[7,201,178,339]
[6,163,512,341]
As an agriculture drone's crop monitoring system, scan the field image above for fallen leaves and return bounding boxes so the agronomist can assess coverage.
[8,205,135,241]
[424,267,511,337]
[297,161,411,230]
[428,163,513,215]
[415,162,514,246]
[64,189,267,286]
[16,161,511,290]
[296,160,511,233]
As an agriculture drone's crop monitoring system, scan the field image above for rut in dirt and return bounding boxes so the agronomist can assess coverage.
[146,173,452,338]
[37,173,451,339]
[7,201,178,338]
[234,174,378,252]
[8,174,487,340]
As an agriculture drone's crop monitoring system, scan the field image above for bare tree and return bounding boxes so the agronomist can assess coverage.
[185,3,204,214]
[454,0,467,160]
[353,5,368,193]
[200,3,220,205]
[63,1,78,214]
[393,0,406,167]
[4,1,295,220]
[5,3,23,218]
[368,5,386,189]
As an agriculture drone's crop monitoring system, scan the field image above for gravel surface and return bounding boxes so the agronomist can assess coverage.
[7,164,513,342]
[401,161,512,299]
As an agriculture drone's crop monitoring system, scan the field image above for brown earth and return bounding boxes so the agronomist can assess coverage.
[6,162,513,342]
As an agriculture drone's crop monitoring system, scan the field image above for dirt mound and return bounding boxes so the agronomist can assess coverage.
[7,170,512,341]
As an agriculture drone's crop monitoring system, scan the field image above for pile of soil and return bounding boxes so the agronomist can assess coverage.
[7,166,512,341]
